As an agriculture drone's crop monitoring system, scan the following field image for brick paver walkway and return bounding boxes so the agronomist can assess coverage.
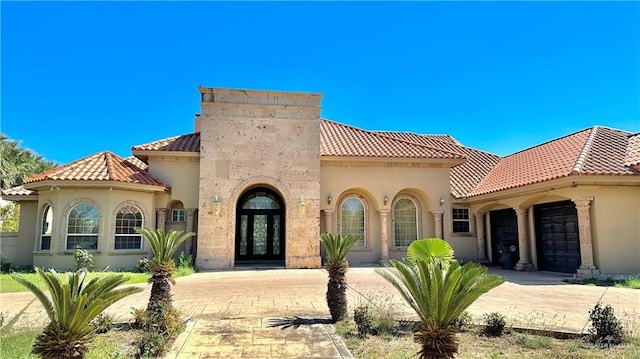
[1,268,638,358]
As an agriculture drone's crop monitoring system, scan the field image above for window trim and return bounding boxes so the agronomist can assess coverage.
[65,203,100,251]
[171,208,186,223]
[391,196,420,248]
[339,195,367,248]
[114,205,144,251]
[452,207,471,234]
[39,204,53,251]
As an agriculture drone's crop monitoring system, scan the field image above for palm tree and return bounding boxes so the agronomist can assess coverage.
[136,227,194,316]
[12,268,142,359]
[377,238,505,359]
[319,233,360,322]
[0,134,56,189]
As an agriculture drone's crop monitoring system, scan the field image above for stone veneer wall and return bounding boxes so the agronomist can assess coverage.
[195,87,322,269]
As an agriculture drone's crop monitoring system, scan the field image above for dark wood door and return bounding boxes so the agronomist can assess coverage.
[490,208,519,266]
[236,188,284,261]
[534,201,580,273]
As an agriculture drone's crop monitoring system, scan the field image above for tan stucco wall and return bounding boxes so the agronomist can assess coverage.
[1,201,38,267]
[320,161,474,264]
[28,188,159,271]
[195,88,322,269]
[147,158,200,209]
[465,180,640,275]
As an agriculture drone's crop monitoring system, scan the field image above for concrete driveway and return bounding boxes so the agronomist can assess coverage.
[1,268,638,358]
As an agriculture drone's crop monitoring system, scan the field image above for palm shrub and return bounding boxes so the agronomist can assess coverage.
[11,268,142,359]
[319,233,359,322]
[136,228,195,315]
[377,238,505,359]
[135,227,195,356]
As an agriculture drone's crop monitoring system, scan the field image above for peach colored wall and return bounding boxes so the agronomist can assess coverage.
[28,188,159,271]
[319,162,478,264]
[147,159,200,209]
[466,183,640,275]
[1,201,38,267]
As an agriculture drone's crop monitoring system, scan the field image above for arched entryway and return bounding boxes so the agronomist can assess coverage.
[235,187,285,265]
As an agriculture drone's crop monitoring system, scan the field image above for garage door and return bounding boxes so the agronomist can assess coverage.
[534,200,581,273]
[489,208,519,266]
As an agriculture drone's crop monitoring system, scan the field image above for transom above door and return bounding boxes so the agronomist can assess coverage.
[235,187,285,262]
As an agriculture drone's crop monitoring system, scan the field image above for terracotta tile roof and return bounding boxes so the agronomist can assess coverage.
[378,131,501,198]
[132,133,200,152]
[24,151,168,189]
[469,126,638,197]
[125,156,148,170]
[320,120,465,160]
[1,186,37,197]
[624,133,640,168]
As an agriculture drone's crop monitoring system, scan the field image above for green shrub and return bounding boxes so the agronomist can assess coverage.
[354,305,374,338]
[136,257,151,273]
[74,245,94,271]
[452,311,474,332]
[588,302,624,346]
[176,251,194,270]
[0,257,11,274]
[483,312,506,337]
[90,312,114,334]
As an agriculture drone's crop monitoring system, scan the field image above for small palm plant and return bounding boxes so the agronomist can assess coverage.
[136,227,195,315]
[377,238,505,359]
[319,233,360,322]
[12,268,142,359]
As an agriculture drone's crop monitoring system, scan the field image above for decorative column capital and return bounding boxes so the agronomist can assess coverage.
[378,209,390,215]
[515,207,529,216]
[572,196,594,208]
[322,209,334,214]
[156,208,167,214]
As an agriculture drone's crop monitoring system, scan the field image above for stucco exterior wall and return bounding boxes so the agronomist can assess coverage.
[29,188,158,271]
[1,201,38,267]
[196,88,322,269]
[320,161,469,264]
[147,158,199,209]
[466,180,640,275]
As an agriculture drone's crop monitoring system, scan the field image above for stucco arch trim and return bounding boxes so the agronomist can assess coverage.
[60,198,103,252]
[34,199,55,252]
[111,200,150,252]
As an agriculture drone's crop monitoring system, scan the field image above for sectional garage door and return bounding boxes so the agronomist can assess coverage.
[534,200,581,273]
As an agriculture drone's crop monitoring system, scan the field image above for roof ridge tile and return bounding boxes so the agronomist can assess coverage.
[570,126,599,175]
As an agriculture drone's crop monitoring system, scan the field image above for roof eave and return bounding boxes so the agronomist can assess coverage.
[321,156,465,166]
[23,180,170,193]
[131,150,200,159]
[1,194,38,202]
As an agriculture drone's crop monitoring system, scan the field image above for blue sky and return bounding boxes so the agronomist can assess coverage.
[2,1,639,165]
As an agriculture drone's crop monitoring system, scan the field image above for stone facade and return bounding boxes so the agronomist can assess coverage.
[195,88,322,269]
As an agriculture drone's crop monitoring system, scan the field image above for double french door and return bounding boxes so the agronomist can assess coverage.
[235,188,284,261]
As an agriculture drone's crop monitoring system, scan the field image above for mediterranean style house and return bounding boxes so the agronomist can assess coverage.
[2,86,639,277]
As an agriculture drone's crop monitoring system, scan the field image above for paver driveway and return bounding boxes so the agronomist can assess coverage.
[1,268,638,358]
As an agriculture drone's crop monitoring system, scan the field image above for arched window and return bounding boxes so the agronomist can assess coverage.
[67,204,100,250]
[115,205,143,250]
[40,205,53,250]
[393,198,418,247]
[341,196,366,247]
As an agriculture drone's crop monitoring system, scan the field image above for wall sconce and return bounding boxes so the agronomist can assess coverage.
[384,195,388,205]
[212,195,221,216]
[299,196,307,216]
[439,195,445,206]
[327,195,332,205]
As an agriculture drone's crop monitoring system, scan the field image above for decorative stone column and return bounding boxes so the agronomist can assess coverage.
[323,209,334,234]
[515,207,535,271]
[185,208,197,255]
[572,196,601,278]
[156,208,167,231]
[379,209,390,264]
[474,212,488,263]
[431,210,445,239]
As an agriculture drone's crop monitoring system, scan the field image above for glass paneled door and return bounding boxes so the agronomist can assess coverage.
[236,188,284,261]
